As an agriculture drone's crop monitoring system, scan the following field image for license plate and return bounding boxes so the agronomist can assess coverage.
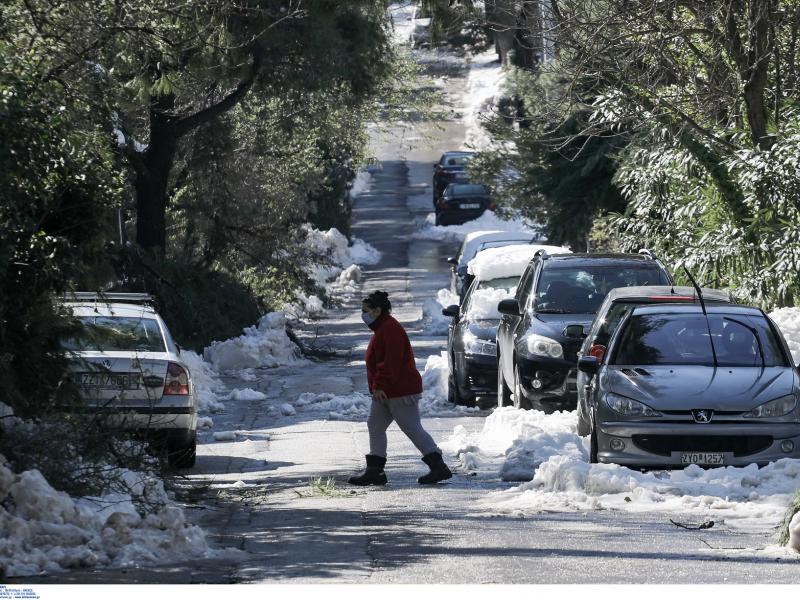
[680,452,724,465]
[76,372,141,390]
[460,203,481,209]
[454,173,468,179]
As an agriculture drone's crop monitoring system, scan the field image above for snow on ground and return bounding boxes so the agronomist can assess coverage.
[423,288,460,335]
[0,404,211,577]
[389,1,421,47]
[463,49,506,150]
[204,312,304,374]
[413,210,536,242]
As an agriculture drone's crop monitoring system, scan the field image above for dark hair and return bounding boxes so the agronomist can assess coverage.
[363,290,391,313]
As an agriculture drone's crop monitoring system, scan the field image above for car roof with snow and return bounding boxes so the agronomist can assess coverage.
[468,243,572,279]
[458,230,537,266]
[603,285,730,303]
[65,302,161,319]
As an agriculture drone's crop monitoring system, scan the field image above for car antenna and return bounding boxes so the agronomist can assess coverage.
[683,266,718,368]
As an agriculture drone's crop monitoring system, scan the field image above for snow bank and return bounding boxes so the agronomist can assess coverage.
[769,307,800,364]
[463,49,506,150]
[790,511,800,552]
[180,350,225,413]
[423,288,460,335]
[419,352,480,416]
[204,312,302,373]
[444,408,800,530]
[467,244,572,281]
[349,169,372,201]
[349,239,381,266]
[413,210,535,242]
[226,388,266,401]
[0,456,208,577]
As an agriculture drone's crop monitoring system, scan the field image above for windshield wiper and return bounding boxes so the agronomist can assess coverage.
[534,308,569,314]
[723,316,766,369]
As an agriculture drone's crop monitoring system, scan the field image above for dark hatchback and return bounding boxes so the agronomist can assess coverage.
[496,252,672,411]
[433,151,474,200]
[435,183,495,226]
[577,304,800,467]
[443,275,520,406]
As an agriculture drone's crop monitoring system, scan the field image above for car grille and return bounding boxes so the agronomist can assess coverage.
[632,435,773,457]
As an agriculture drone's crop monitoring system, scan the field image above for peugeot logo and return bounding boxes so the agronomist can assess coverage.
[692,409,714,423]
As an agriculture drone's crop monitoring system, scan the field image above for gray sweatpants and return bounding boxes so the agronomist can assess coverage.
[368,394,440,458]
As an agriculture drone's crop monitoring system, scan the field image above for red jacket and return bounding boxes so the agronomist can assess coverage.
[365,312,423,398]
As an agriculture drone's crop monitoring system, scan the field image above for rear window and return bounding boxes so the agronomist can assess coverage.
[450,184,487,196]
[444,155,471,166]
[612,313,788,367]
[535,266,669,314]
[64,317,166,352]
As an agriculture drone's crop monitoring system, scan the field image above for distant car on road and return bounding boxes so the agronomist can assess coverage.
[496,251,672,412]
[435,184,495,227]
[447,230,539,299]
[433,151,474,200]
[61,293,198,468]
[575,285,731,436]
[578,303,800,467]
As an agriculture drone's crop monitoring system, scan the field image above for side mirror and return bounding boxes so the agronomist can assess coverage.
[442,304,460,318]
[497,299,521,317]
[578,356,599,374]
[564,324,586,339]
[447,257,458,266]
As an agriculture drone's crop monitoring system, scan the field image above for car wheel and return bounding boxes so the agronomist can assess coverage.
[168,430,197,469]
[513,363,532,410]
[497,355,512,408]
[447,375,461,405]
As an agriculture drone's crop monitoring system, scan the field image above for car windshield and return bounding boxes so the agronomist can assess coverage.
[535,266,669,314]
[450,184,487,196]
[479,276,520,291]
[64,316,166,352]
[466,277,520,320]
[444,155,471,166]
[612,313,788,367]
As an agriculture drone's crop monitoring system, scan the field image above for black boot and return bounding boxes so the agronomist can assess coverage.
[348,454,388,486]
[418,452,452,484]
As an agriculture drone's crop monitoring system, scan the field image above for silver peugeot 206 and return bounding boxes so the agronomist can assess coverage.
[578,303,800,467]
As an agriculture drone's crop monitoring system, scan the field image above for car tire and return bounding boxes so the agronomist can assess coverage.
[589,422,599,464]
[497,355,512,408]
[435,213,444,226]
[513,363,533,410]
[447,375,461,405]
[168,430,197,469]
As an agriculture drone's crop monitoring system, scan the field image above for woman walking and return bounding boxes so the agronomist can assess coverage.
[349,290,452,486]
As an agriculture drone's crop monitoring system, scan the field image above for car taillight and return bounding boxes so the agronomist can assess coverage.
[588,344,606,361]
[164,362,190,395]
[438,200,453,210]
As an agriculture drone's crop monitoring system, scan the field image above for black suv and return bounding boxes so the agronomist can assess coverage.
[496,252,672,411]
[435,184,494,226]
[433,151,474,200]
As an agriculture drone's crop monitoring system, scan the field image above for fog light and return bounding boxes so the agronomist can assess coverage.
[781,440,795,453]
[610,438,625,451]
[532,379,543,389]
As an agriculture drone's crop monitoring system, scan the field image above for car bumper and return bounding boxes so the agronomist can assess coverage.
[64,402,197,431]
[596,420,800,467]
[457,353,497,398]
[517,355,578,408]
[437,209,486,225]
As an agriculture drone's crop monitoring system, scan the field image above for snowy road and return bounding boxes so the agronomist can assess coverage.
[19,46,800,585]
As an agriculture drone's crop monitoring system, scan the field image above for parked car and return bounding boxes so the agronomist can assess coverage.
[578,303,800,467]
[441,243,568,406]
[575,285,731,436]
[433,151,474,200]
[447,230,539,299]
[496,251,672,411]
[435,184,495,227]
[60,293,198,468]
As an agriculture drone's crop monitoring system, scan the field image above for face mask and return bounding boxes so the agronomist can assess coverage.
[361,311,376,326]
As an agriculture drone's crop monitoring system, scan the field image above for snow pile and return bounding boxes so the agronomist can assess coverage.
[204,312,303,373]
[291,391,372,421]
[413,210,535,242]
[418,352,480,416]
[180,350,226,413]
[349,239,381,266]
[769,307,800,364]
[465,287,514,321]
[0,455,208,577]
[790,512,800,552]
[444,408,800,530]
[389,1,419,46]
[423,288,460,334]
[349,169,372,201]
[467,244,571,280]
[463,49,506,150]
[302,225,381,288]
[226,388,266,401]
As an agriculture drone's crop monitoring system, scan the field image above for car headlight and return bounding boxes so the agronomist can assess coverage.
[525,334,563,359]
[745,394,798,418]
[463,331,496,356]
[604,393,661,417]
